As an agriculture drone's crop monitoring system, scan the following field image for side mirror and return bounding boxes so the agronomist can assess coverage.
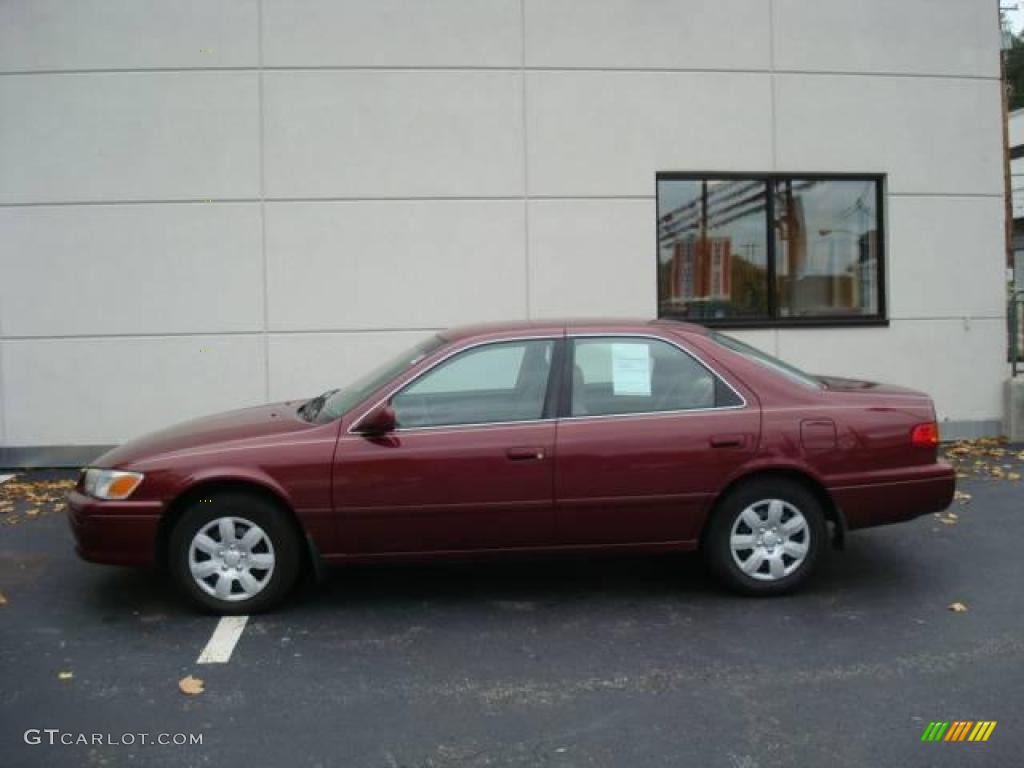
[355,404,397,435]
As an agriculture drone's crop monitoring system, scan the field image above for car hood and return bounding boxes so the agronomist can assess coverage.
[93,401,316,468]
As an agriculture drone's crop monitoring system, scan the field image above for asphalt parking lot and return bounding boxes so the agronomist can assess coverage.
[1,451,1023,768]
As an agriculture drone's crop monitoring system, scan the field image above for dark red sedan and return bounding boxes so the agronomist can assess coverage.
[68,319,955,613]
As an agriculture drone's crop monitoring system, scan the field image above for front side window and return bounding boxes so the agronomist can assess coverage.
[570,337,741,417]
[657,175,885,326]
[392,339,554,428]
[313,335,446,422]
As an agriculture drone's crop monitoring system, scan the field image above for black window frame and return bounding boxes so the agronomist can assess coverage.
[655,172,888,329]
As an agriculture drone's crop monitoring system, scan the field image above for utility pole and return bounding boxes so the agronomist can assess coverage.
[1002,4,1017,272]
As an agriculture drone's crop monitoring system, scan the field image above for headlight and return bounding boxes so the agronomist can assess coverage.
[83,469,144,500]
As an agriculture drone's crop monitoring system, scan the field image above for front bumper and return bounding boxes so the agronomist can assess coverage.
[67,489,163,566]
[829,462,957,530]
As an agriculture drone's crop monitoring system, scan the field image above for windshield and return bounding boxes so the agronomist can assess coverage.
[302,335,447,423]
[709,331,821,389]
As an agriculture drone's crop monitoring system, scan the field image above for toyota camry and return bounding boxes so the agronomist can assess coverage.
[68,319,956,613]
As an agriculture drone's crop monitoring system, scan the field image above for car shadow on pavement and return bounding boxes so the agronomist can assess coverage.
[283,529,923,618]
[83,565,194,620]
[64,525,927,619]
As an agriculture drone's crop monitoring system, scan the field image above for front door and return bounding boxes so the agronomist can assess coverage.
[334,338,560,554]
[554,335,760,545]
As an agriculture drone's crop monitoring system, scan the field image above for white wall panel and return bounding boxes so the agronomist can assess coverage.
[524,0,769,71]
[266,200,527,331]
[887,195,1006,320]
[528,199,655,318]
[526,71,773,196]
[263,71,524,198]
[777,318,1006,423]
[267,331,437,402]
[0,0,258,72]
[775,75,1002,196]
[773,0,999,78]
[262,0,520,67]
[0,204,262,336]
[0,72,260,203]
[2,336,267,445]
[0,2,1007,448]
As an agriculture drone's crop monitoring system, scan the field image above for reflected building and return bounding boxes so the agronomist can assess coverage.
[775,188,880,317]
[666,236,732,303]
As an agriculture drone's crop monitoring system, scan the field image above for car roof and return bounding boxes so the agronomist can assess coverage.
[440,318,710,342]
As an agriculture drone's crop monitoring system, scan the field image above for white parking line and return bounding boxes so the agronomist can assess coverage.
[0,474,15,484]
[197,616,249,664]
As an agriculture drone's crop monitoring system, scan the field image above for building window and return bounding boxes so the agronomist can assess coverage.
[657,174,886,327]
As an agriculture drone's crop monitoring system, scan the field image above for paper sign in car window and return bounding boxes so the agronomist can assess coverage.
[611,343,651,396]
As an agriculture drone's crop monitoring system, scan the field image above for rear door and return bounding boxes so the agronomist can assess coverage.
[554,334,760,545]
[334,337,562,553]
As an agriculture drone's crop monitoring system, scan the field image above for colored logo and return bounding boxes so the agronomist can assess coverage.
[921,721,996,742]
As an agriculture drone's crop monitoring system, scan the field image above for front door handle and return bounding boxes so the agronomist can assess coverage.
[710,434,745,449]
[506,447,546,461]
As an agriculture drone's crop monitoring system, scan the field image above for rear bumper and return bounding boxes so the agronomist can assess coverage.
[828,462,956,530]
[67,489,163,566]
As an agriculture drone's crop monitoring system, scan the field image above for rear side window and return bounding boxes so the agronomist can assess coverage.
[569,337,741,417]
[709,331,821,389]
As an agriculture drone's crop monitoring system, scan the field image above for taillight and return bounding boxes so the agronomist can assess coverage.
[911,422,939,448]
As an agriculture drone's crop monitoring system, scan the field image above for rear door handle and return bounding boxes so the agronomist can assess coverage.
[506,447,546,461]
[710,434,745,449]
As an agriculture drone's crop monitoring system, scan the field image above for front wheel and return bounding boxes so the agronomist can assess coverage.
[168,492,302,614]
[704,479,826,596]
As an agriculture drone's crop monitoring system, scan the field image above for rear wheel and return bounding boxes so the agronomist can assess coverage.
[168,492,301,614]
[704,478,826,596]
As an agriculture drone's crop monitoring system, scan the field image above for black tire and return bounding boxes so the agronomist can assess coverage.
[703,478,826,596]
[168,492,302,614]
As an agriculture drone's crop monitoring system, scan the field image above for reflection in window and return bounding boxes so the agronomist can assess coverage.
[393,340,553,428]
[774,179,879,318]
[657,175,884,326]
[658,179,769,320]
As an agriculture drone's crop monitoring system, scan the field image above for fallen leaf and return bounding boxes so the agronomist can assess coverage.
[57,671,73,681]
[1009,473,1021,481]
[0,591,7,606]
[25,508,39,517]
[947,602,968,613]
[954,491,971,504]
[178,675,204,696]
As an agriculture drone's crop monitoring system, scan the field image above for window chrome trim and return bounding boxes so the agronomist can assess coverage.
[346,335,562,435]
[563,332,748,421]
[346,330,750,435]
